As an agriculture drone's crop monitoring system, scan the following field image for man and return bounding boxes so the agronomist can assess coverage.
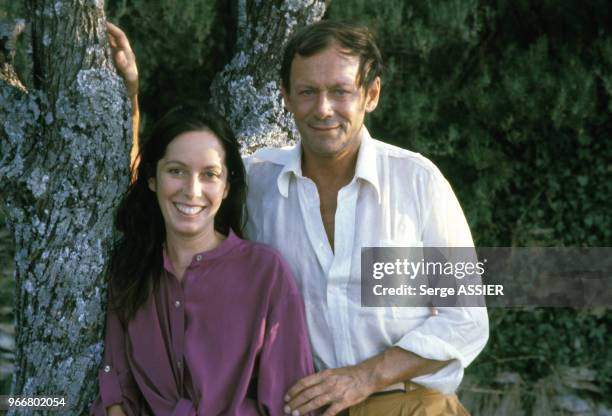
[244,22,488,416]
[111,20,488,416]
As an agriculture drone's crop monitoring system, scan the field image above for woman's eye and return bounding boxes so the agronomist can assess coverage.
[168,168,183,175]
[203,171,221,179]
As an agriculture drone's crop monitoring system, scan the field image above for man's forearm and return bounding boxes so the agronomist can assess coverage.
[360,346,451,391]
[284,346,453,414]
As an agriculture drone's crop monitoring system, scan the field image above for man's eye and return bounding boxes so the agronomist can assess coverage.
[300,89,314,96]
[334,89,348,96]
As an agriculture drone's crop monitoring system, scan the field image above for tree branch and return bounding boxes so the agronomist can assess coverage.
[211,0,326,152]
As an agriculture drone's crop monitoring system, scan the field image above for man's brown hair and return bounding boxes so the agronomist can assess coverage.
[280,21,383,92]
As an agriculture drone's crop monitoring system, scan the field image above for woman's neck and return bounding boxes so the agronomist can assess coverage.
[165,228,225,280]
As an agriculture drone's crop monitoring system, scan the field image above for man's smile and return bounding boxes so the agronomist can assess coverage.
[309,123,341,131]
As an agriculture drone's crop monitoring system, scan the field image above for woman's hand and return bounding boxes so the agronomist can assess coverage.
[106,22,139,97]
[106,404,128,416]
[106,21,141,176]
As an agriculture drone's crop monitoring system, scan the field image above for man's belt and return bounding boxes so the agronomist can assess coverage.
[372,381,420,396]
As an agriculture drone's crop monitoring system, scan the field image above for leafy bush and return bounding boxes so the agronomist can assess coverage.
[327,0,612,412]
[105,0,234,132]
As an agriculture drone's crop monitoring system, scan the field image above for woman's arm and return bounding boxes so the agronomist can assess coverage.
[106,22,140,179]
[90,308,142,416]
[257,257,316,416]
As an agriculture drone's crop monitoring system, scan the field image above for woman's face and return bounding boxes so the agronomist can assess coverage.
[148,130,229,240]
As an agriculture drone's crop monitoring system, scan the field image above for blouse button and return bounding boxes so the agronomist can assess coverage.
[104,365,111,373]
[196,255,202,261]
[175,300,181,308]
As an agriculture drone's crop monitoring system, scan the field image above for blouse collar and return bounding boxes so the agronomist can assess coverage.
[162,229,242,274]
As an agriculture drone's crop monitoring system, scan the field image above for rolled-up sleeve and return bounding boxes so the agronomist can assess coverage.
[395,306,489,392]
[90,308,141,415]
[395,171,489,393]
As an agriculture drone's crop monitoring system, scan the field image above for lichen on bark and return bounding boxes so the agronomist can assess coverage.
[211,0,326,153]
[1,1,131,414]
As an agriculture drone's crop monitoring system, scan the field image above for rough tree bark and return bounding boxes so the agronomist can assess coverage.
[1,0,326,414]
[0,0,131,414]
[211,0,327,151]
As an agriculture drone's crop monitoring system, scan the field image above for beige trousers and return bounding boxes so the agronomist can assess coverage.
[339,383,470,416]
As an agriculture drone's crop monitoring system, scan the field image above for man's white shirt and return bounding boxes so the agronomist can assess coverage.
[244,127,488,394]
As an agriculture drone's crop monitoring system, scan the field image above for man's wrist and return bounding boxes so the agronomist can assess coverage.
[358,350,394,393]
[367,347,424,391]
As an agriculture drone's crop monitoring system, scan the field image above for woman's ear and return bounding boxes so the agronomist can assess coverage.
[148,177,156,192]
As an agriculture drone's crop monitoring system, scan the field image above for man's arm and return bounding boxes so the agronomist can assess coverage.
[285,173,488,416]
[283,347,450,416]
[106,22,140,178]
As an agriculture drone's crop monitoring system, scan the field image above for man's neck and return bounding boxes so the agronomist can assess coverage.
[300,131,363,252]
[301,135,362,190]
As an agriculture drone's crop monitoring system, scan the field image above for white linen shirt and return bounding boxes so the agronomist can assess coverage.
[244,127,489,394]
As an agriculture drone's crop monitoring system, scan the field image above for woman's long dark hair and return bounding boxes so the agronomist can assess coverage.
[109,103,247,322]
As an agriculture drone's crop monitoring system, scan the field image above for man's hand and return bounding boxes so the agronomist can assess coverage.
[284,347,452,415]
[106,404,127,416]
[283,364,377,416]
[106,22,138,96]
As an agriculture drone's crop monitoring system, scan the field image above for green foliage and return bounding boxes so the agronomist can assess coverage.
[328,0,612,411]
[105,0,234,130]
[0,0,22,19]
[327,0,611,247]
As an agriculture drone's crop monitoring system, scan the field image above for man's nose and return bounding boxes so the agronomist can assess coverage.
[314,92,334,119]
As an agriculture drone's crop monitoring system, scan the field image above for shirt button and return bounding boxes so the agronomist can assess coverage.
[175,300,181,308]
[177,360,182,367]
[196,255,202,261]
[104,365,111,373]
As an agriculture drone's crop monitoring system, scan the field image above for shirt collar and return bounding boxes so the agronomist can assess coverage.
[353,126,381,203]
[275,144,303,198]
[270,126,381,202]
[162,228,242,274]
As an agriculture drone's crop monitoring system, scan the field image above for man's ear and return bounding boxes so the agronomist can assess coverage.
[280,84,293,113]
[148,177,156,192]
[365,77,381,113]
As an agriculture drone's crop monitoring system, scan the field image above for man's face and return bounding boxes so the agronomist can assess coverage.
[281,45,380,161]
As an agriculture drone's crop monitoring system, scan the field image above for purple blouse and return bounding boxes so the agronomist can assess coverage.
[90,231,314,415]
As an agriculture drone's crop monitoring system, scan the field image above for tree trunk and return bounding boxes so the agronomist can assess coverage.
[1,0,326,414]
[0,0,131,414]
[211,0,327,152]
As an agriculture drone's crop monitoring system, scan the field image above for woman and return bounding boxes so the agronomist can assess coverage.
[90,105,313,415]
